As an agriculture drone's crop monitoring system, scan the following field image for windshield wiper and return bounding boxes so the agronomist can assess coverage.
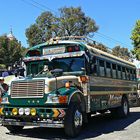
[35,66,50,77]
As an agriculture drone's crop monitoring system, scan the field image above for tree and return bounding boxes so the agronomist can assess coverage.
[25,24,43,47]
[131,20,140,60]
[112,46,131,61]
[58,7,98,36]
[88,42,109,52]
[0,35,26,69]
[94,43,109,52]
[26,7,98,47]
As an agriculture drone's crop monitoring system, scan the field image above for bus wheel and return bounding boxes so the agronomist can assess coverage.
[6,125,24,133]
[119,96,129,117]
[64,103,83,137]
[111,96,129,118]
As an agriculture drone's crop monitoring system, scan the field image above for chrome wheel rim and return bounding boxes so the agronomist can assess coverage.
[123,101,128,115]
[74,110,83,128]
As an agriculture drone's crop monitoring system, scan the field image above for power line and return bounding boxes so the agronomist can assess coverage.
[30,0,58,15]
[21,0,58,15]
[95,31,132,48]
[21,0,46,11]
[21,0,63,31]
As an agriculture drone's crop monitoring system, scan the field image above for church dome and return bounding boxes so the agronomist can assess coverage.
[7,29,15,40]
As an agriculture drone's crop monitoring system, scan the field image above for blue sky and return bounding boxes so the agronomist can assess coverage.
[0,0,139,50]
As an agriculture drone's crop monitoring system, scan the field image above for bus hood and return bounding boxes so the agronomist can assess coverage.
[9,75,79,98]
[44,75,79,93]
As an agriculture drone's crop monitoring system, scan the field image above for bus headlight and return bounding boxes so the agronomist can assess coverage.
[51,96,59,103]
[25,108,30,115]
[47,95,59,103]
[1,97,9,104]
[31,108,36,116]
[0,107,4,115]
[12,108,18,116]
[47,95,67,104]
[19,108,24,115]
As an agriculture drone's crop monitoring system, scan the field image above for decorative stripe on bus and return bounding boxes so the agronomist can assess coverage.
[89,91,137,95]
[90,86,137,91]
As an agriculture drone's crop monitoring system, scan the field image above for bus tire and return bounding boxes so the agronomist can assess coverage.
[118,96,129,117]
[6,125,24,133]
[64,102,83,137]
[111,96,129,118]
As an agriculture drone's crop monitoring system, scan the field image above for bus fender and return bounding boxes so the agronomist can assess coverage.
[68,90,86,114]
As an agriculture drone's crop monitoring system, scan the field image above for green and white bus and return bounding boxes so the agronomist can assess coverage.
[136,68,140,97]
[0,36,137,137]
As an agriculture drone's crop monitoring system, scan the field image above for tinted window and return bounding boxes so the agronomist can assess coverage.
[99,60,105,76]
[106,62,111,77]
[122,67,126,79]
[117,65,122,79]
[112,64,117,78]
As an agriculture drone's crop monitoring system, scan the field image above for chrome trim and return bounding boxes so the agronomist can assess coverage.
[68,90,82,105]
[74,110,83,127]
[68,90,90,113]
[2,120,64,128]
[11,80,45,98]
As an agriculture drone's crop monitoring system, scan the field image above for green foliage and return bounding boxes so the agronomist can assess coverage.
[0,64,6,69]
[89,42,109,52]
[94,43,109,52]
[26,7,98,47]
[131,20,140,60]
[112,46,131,61]
[0,35,26,68]
[58,7,98,36]
[25,24,42,47]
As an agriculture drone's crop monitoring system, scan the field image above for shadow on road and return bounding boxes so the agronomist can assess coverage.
[6,109,140,140]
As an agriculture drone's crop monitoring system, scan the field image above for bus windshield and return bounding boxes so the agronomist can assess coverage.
[26,56,85,77]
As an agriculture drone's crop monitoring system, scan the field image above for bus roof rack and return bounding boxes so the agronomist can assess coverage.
[50,36,96,45]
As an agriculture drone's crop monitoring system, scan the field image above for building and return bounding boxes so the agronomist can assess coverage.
[7,28,15,40]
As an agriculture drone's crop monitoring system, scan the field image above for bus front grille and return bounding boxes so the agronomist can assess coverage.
[11,80,45,98]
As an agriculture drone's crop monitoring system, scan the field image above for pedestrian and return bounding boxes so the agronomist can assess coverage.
[0,77,4,97]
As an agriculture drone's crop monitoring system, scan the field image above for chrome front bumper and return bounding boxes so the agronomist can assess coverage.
[2,119,64,128]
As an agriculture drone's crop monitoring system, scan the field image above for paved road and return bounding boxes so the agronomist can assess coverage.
[0,107,140,140]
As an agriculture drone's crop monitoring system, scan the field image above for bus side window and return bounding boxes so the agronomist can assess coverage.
[106,62,111,77]
[117,65,122,79]
[85,58,90,75]
[90,57,97,76]
[99,60,105,77]
[126,68,130,80]
[132,69,136,80]
[112,64,117,78]
[130,69,133,80]
[122,67,126,80]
